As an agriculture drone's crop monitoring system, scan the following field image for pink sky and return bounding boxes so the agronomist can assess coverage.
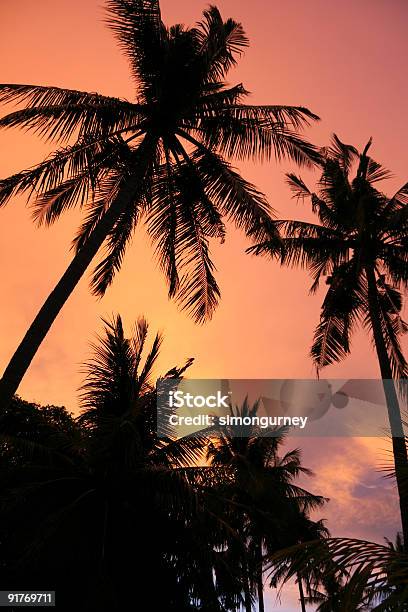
[1,1,407,608]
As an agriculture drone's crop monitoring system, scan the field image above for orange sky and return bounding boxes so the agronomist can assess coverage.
[1,1,407,607]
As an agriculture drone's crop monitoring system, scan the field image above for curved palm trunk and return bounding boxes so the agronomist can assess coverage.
[366,265,408,548]
[0,148,153,411]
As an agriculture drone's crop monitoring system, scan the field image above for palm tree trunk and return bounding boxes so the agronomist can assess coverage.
[243,585,252,612]
[0,150,152,411]
[297,573,307,612]
[366,264,408,548]
[243,557,252,612]
[256,538,265,612]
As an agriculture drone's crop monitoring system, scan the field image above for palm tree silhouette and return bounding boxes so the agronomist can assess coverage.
[0,315,246,610]
[207,400,326,611]
[0,1,319,408]
[0,319,333,610]
[250,135,408,547]
[269,515,344,612]
[271,535,408,609]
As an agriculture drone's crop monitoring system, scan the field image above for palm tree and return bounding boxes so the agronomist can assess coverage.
[273,427,408,611]
[0,315,243,610]
[249,135,408,547]
[270,535,408,610]
[268,515,344,612]
[0,1,320,409]
[207,400,326,611]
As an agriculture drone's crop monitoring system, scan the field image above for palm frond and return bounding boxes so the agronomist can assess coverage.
[105,0,164,88]
[89,192,144,296]
[148,159,180,297]
[0,84,144,142]
[195,83,248,112]
[147,150,225,322]
[175,202,221,323]
[264,233,349,283]
[286,173,312,200]
[0,136,111,208]
[32,172,95,226]
[131,316,149,373]
[189,146,278,245]
[380,245,408,288]
[193,5,249,81]
[153,435,209,469]
[390,182,408,206]
[185,105,320,165]
[249,220,350,284]
[311,261,365,369]
[72,170,125,251]
[138,331,163,391]
[381,183,408,235]
[318,158,354,220]
[269,537,408,610]
[79,314,135,414]
[311,314,352,368]
[324,134,358,173]
[365,157,393,184]
[363,281,408,379]
[285,173,341,230]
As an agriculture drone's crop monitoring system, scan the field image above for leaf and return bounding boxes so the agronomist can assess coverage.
[105,0,164,89]
[0,83,144,142]
[193,5,249,81]
[185,105,320,165]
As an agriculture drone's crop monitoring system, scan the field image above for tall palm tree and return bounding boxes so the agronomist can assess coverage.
[249,135,408,547]
[0,1,319,408]
[207,400,326,611]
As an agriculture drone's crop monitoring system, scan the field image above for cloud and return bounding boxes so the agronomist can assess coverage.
[296,436,400,542]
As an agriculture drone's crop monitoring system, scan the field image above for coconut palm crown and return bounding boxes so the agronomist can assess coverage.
[251,135,408,378]
[0,1,319,407]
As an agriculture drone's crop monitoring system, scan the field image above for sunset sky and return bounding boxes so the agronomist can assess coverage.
[1,1,407,609]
